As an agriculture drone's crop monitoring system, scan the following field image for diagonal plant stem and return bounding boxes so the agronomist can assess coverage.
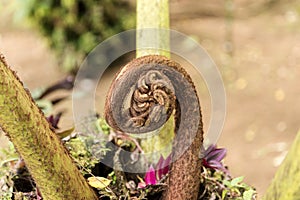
[0,54,97,200]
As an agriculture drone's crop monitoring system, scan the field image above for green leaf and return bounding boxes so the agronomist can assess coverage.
[222,189,228,200]
[56,127,75,139]
[97,118,110,135]
[35,99,53,115]
[243,189,255,200]
[230,176,244,187]
[223,179,231,187]
[30,87,45,99]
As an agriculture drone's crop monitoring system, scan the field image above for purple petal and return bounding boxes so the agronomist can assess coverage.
[202,158,210,168]
[156,156,164,170]
[46,112,62,129]
[144,165,157,185]
[156,155,171,180]
[156,156,164,180]
[206,148,227,162]
[206,160,229,174]
[162,155,171,172]
[204,144,217,157]
[207,160,224,169]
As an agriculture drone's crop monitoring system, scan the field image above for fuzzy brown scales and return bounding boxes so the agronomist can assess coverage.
[105,55,204,200]
[129,69,175,128]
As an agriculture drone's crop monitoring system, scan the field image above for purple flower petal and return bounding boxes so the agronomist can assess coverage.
[144,165,157,185]
[207,160,229,174]
[46,112,62,129]
[156,156,164,169]
[204,144,216,157]
[203,145,229,174]
[206,160,224,169]
[156,155,171,180]
[206,148,227,162]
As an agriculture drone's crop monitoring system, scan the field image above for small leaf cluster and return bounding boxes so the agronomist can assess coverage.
[199,167,256,200]
[222,176,256,200]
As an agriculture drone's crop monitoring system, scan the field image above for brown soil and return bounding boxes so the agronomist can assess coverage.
[1,0,300,198]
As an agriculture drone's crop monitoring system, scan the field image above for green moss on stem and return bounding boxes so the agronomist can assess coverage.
[0,54,97,200]
[263,129,300,200]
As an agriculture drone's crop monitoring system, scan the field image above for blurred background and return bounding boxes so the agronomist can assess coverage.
[1,0,300,198]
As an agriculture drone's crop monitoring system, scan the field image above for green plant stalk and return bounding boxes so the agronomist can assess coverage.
[136,0,170,58]
[262,129,300,200]
[136,0,174,162]
[0,54,97,200]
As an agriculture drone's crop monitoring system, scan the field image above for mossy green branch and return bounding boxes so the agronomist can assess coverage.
[0,54,97,200]
[136,0,170,58]
[262,129,300,200]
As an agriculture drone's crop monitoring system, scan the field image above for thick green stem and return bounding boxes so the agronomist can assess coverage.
[136,0,170,58]
[0,54,97,200]
[262,129,300,200]
[135,2,202,200]
[136,0,174,161]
